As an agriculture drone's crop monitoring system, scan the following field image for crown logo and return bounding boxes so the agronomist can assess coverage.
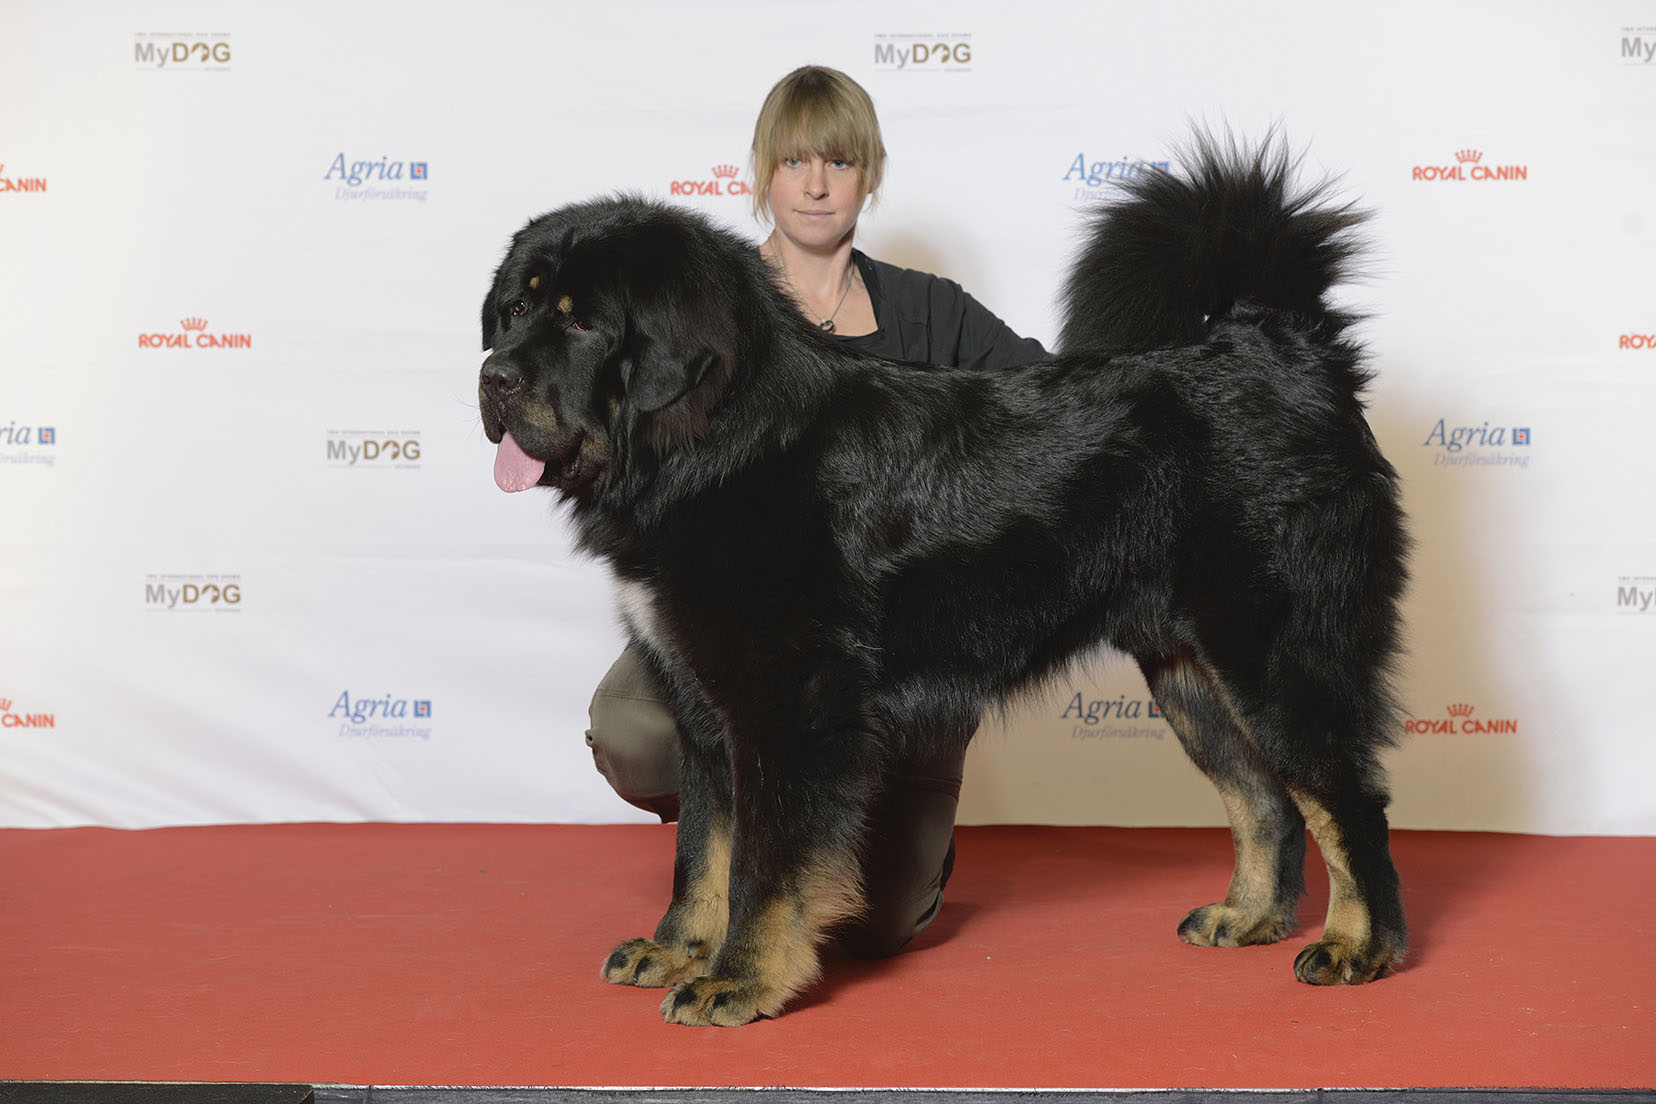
[0,698,12,712]
[1446,703,1475,717]
[1454,149,1483,164]
[180,317,208,331]
[711,164,739,178]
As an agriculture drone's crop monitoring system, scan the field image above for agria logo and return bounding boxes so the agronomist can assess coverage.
[1060,690,1167,742]
[1422,418,1532,469]
[1063,153,1170,202]
[331,692,433,740]
[325,154,429,203]
[1,421,56,469]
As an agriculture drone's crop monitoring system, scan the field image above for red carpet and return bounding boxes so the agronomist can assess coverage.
[1,824,1651,1089]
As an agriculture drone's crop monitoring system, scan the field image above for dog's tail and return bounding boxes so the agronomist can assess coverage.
[1058,130,1366,356]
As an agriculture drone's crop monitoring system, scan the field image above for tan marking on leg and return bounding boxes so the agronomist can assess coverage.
[602,813,731,988]
[660,845,864,1026]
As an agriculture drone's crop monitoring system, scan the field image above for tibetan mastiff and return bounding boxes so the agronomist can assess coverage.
[478,137,1409,1026]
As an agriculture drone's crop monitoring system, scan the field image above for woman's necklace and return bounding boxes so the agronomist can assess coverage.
[770,243,855,333]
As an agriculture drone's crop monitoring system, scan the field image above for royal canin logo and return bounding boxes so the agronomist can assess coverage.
[1411,148,1529,182]
[138,318,253,349]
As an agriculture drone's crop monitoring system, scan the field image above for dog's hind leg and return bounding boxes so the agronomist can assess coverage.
[602,736,732,989]
[1140,653,1307,948]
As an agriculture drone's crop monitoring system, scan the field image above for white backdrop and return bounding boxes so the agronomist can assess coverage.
[2,0,1653,833]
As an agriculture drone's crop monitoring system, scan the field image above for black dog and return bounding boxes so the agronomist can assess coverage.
[479,137,1409,1026]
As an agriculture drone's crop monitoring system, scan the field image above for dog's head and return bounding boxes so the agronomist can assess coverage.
[478,197,746,499]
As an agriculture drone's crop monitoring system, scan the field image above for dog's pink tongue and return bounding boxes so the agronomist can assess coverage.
[493,432,547,493]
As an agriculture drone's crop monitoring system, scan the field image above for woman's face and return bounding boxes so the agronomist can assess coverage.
[767,154,863,252]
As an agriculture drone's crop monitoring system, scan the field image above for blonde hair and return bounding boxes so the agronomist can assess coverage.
[751,65,887,222]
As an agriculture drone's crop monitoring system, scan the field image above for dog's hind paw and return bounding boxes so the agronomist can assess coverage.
[1292,935,1403,985]
[601,937,707,988]
[659,974,774,1026]
[1177,903,1295,947]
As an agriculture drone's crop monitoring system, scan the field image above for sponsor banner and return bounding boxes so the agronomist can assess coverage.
[1617,576,1656,614]
[1622,26,1656,65]
[1060,689,1168,742]
[1410,148,1528,182]
[1404,702,1519,736]
[667,163,751,200]
[138,318,253,350]
[326,430,423,470]
[1062,152,1170,203]
[0,162,47,195]
[872,32,973,72]
[0,421,56,468]
[0,696,56,730]
[1421,418,1532,470]
[324,154,429,203]
[134,32,232,71]
[144,574,243,613]
[329,691,433,740]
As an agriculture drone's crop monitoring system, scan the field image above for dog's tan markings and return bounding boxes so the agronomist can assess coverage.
[1178,782,1300,947]
[528,275,541,291]
[602,815,732,989]
[557,294,573,315]
[659,847,863,1026]
[1288,789,1403,984]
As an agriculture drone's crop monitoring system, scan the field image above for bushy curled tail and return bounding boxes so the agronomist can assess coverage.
[1059,129,1367,356]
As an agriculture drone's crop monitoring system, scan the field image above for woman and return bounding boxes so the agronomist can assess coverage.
[586,64,1045,957]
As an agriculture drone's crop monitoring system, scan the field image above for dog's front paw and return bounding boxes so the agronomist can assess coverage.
[1292,934,1403,985]
[1178,903,1295,947]
[601,937,707,988]
[659,975,772,1026]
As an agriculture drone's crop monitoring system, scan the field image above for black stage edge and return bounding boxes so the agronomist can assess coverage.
[0,1086,312,1104]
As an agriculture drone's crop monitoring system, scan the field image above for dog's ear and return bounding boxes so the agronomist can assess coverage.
[622,334,720,413]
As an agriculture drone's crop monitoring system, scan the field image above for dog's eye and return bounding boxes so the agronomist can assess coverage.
[566,317,589,333]
[510,299,529,318]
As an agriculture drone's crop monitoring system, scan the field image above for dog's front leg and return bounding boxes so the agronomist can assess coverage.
[602,736,732,988]
[659,740,871,1026]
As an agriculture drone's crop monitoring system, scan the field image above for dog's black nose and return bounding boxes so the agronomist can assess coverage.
[480,356,525,398]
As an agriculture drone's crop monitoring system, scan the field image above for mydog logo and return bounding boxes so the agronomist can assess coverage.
[1061,690,1167,741]
[144,574,243,612]
[0,697,56,730]
[325,154,429,203]
[1411,148,1529,182]
[1,421,56,468]
[134,33,232,70]
[873,32,973,71]
[330,691,433,740]
[1063,153,1170,202]
[1622,26,1656,64]
[0,163,47,195]
[1617,576,1656,613]
[1619,331,1655,349]
[668,164,751,199]
[1422,418,1532,469]
[1404,702,1518,736]
[138,317,253,350]
[326,430,423,469]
